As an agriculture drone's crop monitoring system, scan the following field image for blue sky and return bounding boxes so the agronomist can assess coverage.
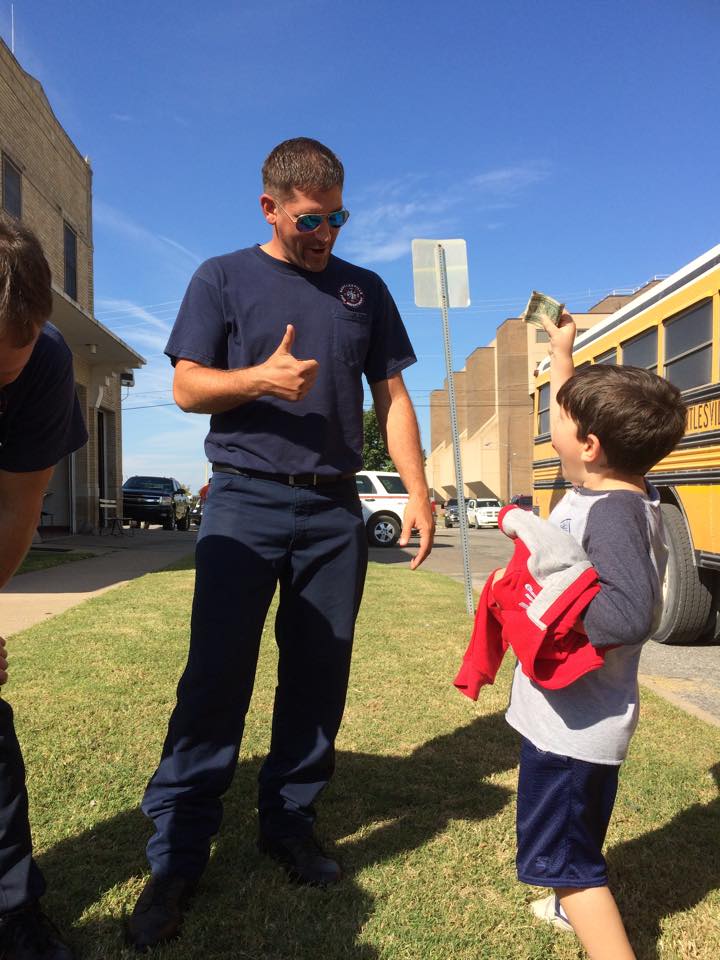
[3,0,720,492]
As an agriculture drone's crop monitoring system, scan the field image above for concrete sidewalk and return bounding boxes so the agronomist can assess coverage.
[1,528,197,637]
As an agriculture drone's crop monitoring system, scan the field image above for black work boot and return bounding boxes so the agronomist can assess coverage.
[258,833,342,886]
[0,903,74,960]
[126,875,197,953]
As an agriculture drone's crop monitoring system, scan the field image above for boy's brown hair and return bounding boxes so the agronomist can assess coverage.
[262,138,344,200]
[0,212,53,347]
[556,364,687,475]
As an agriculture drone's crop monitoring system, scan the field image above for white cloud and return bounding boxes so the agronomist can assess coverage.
[342,162,550,266]
[94,200,203,271]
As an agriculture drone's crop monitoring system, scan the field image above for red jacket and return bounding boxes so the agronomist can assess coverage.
[454,505,605,697]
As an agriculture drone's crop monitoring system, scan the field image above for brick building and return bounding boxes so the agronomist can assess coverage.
[0,38,143,532]
[426,289,657,503]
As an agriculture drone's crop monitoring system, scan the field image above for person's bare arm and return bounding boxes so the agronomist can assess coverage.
[541,312,577,428]
[173,324,319,413]
[371,374,434,569]
[0,467,53,590]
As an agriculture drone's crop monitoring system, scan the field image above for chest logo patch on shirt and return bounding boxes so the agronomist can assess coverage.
[559,518,572,534]
[339,283,365,308]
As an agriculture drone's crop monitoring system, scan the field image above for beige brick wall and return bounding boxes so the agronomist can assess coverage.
[0,39,130,533]
[0,40,93,313]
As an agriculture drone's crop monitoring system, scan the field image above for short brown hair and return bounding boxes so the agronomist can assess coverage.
[0,212,53,347]
[262,138,344,199]
[556,364,687,475]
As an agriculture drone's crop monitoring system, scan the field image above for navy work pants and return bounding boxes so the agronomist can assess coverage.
[141,472,368,880]
[0,699,45,912]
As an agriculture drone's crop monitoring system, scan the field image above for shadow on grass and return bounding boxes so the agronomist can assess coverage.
[609,762,720,960]
[367,541,453,565]
[35,712,517,958]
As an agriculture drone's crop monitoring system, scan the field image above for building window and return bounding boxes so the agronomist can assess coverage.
[622,328,658,372]
[537,382,550,435]
[64,222,77,300]
[537,327,586,344]
[664,300,712,391]
[2,155,21,218]
[594,348,617,365]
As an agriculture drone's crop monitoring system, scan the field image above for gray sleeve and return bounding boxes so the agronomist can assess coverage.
[581,494,659,648]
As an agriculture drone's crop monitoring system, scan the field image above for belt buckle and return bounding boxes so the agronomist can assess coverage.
[288,475,295,486]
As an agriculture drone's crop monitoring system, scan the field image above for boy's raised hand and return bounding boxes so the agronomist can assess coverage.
[541,310,576,359]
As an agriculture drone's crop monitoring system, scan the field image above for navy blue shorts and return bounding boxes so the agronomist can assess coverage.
[516,737,619,888]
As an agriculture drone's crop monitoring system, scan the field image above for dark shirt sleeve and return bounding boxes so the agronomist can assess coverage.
[363,279,416,384]
[0,338,87,473]
[581,493,659,648]
[165,268,228,369]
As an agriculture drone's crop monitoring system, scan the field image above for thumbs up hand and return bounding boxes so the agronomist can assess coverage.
[258,325,319,401]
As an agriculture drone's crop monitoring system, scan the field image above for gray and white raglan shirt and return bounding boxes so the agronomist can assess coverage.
[505,484,667,764]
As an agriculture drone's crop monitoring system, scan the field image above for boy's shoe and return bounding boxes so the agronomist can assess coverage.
[0,902,75,959]
[258,833,342,887]
[530,893,574,933]
[126,875,197,953]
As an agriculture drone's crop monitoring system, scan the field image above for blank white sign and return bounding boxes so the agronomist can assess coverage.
[411,239,470,308]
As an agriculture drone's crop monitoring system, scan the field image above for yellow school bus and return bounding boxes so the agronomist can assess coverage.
[533,244,720,644]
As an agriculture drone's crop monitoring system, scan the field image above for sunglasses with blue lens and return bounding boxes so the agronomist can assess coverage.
[275,200,350,233]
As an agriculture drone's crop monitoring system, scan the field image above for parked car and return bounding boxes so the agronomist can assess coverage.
[122,476,191,530]
[356,471,409,547]
[510,494,534,511]
[467,497,502,528]
[189,499,203,526]
[443,498,460,528]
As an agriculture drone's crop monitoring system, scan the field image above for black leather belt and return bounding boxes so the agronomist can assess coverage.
[212,463,356,487]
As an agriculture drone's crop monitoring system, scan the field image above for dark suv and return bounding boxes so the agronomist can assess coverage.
[122,476,191,530]
[443,498,460,528]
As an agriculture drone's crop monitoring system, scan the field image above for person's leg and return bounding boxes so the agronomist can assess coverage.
[517,739,632,953]
[141,474,291,880]
[555,886,635,960]
[0,700,75,958]
[258,480,367,848]
[0,699,45,913]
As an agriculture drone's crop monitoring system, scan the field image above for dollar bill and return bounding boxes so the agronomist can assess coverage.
[522,291,565,328]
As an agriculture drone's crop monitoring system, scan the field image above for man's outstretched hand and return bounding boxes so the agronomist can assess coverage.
[399,495,435,570]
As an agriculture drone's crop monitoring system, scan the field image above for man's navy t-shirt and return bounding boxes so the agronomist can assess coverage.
[165,246,416,475]
[0,323,88,472]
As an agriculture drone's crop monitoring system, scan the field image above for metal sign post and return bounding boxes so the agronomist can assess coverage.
[411,239,474,615]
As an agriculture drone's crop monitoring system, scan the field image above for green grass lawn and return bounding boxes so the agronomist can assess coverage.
[16,549,96,575]
[7,558,720,959]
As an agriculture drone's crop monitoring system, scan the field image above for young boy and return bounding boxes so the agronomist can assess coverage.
[504,311,686,960]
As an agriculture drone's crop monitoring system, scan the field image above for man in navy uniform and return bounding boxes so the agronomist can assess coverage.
[129,138,434,950]
[0,213,87,959]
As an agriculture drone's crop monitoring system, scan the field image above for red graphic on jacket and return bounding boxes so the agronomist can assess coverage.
[454,505,605,697]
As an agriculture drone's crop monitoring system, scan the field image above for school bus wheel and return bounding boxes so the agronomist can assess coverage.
[652,503,713,645]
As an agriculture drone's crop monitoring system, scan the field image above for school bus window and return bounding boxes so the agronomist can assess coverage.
[621,328,658,372]
[537,327,588,344]
[595,348,617,365]
[663,300,712,391]
[537,383,550,435]
[576,361,591,372]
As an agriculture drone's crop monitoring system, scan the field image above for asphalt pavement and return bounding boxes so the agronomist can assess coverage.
[372,524,720,728]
